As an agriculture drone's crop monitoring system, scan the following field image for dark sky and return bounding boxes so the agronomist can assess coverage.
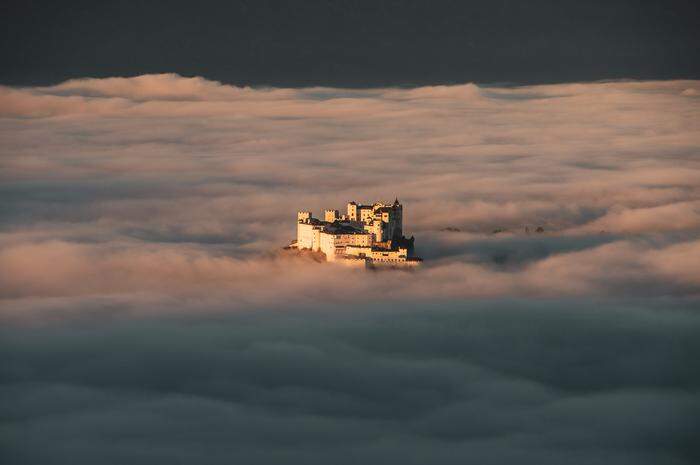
[2,0,699,87]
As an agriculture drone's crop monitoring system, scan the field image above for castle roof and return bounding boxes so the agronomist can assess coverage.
[323,222,368,235]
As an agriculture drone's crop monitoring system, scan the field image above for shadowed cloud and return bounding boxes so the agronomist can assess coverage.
[1,301,699,464]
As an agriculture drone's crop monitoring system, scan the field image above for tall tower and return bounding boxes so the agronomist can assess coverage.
[347,202,358,221]
[392,198,403,238]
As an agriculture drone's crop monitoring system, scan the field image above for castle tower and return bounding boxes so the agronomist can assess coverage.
[347,202,358,221]
[298,211,311,223]
[324,209,339,222]
[393,199,403,238]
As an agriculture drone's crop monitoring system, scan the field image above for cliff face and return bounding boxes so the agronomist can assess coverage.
[278,247,327,263]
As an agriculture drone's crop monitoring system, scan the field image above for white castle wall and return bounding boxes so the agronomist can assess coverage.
[318,232,337,260]
[319,231,373,261]
[297,222,321,250]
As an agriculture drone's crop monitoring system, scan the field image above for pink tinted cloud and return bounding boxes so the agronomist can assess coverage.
[0,74,699,314]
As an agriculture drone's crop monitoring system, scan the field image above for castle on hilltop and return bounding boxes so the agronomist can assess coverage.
[288,199,421,268]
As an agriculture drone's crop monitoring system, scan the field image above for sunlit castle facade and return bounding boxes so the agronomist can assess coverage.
[290,199,421,268]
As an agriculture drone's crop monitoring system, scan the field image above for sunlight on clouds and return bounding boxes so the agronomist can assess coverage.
[0,74,699,313]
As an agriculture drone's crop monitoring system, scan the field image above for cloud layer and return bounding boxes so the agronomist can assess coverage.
[2,301,699,465]
[1,75,699,463]
[1,74,699,307]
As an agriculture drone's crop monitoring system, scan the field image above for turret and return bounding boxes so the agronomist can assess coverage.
[298,211,311,223]
[324,209,339,222]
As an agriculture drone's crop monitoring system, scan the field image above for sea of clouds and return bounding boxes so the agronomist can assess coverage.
[1,75,699,464]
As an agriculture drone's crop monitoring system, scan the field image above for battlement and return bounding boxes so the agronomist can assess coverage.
[324,209,339,222]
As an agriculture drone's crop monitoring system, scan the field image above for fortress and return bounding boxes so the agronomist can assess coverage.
[289,199,422,268]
